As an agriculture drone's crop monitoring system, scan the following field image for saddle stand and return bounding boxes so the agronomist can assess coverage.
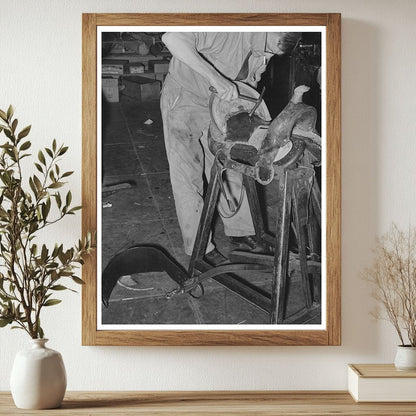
[187,137,322,324]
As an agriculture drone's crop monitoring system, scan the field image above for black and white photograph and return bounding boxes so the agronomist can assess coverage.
[98,28,325,329]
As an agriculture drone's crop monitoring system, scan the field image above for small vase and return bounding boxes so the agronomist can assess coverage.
[10,338,67,409]
[394,345,416,371]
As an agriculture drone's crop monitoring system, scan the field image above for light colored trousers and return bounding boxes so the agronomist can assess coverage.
[160,77,255,255]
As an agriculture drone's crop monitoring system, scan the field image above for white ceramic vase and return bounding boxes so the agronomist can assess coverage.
[10,338,67,409]
[394,345,416,371]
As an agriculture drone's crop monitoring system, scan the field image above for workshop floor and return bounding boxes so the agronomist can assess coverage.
[100,95,321,326]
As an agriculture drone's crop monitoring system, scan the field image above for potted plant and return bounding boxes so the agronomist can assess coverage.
[0,105,94,408]
[363,223,416,370]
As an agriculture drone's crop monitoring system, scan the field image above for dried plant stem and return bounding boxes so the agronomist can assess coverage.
[363,223,416,347]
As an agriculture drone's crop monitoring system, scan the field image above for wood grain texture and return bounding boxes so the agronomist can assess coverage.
[1,391,416,415]
[82,13,98,346]
[95,13,329,26]
[89,329,329,347]
[81,13,342,346]
[325,13,342,346]
[350,364,416,378]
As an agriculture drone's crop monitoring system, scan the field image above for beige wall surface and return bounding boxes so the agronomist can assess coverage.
[0,0,415,390]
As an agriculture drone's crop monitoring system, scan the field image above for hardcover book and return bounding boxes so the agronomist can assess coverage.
[348,364,416,402]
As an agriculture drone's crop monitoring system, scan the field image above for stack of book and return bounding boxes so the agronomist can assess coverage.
[348,364,416,402]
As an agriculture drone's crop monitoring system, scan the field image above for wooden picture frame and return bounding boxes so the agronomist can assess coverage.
[82,13,341,346]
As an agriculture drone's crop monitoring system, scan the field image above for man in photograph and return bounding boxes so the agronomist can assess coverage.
[160,32,301,262]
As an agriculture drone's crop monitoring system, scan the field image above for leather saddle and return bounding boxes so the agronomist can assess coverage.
[208,83,321,185]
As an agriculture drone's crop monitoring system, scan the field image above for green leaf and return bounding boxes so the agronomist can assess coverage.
[58,250,66,264]
[17,125,31,140]
[65,191,72,207]
[52,139,57,152]
[34,162,43,173]
[58,146,68,156]
[11,119,18,133]
[48,182,64,189]
[33,175,42,192]
[0,109,7,121]
[50,285,68,291]
[51,244,59,258]
[6,105,14,122]
[69,206,82,213]
[0,317,13,327]
[19,153,30,160]
[43,299,62,307]
[56,244,63,257]
[4,129,12,140]
[38,150,46,165]
[47,271,57,282]
[19,140,31,151]
[0,293,11,302]
[41,244,48,262]
[29,177,37,197]
[29,222,39,234]
[41,202,50,220]
[45,148,53,158]
[55,192,62,208]
[38,325,44,339]
[61,171,74,178]
[71,276,85,285]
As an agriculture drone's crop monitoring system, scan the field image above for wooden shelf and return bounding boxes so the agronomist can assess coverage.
[103,52,171,65]
[1,391,416,415]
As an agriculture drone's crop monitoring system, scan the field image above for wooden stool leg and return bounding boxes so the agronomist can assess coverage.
[308,178,322,302]
[305,178,321,263]
[307,214,321,261]
[311,179,321,228]
[271,170,293,324]
[188,164,221,278]
[292,169,313,309]
[243,175,266,240]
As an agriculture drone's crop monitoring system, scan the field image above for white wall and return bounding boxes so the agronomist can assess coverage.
[1,0,415,391]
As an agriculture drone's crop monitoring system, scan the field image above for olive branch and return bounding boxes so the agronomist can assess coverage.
[0,105,94,339]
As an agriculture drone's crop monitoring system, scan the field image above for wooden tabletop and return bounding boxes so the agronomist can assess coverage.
[2,391,416,415]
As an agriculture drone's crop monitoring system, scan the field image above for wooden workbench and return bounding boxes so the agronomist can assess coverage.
[1,391,416,415]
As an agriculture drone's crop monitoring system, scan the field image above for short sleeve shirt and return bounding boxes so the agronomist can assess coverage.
[166,32,268,98]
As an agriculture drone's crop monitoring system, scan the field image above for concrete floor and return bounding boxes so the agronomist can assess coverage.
[100,94,321,326]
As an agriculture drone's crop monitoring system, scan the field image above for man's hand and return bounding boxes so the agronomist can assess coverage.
[210,77,239,101]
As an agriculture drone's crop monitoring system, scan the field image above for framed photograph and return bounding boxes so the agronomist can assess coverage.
[82,13,341,346]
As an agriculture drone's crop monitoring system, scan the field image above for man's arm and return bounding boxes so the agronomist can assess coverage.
[162,32,238,101]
